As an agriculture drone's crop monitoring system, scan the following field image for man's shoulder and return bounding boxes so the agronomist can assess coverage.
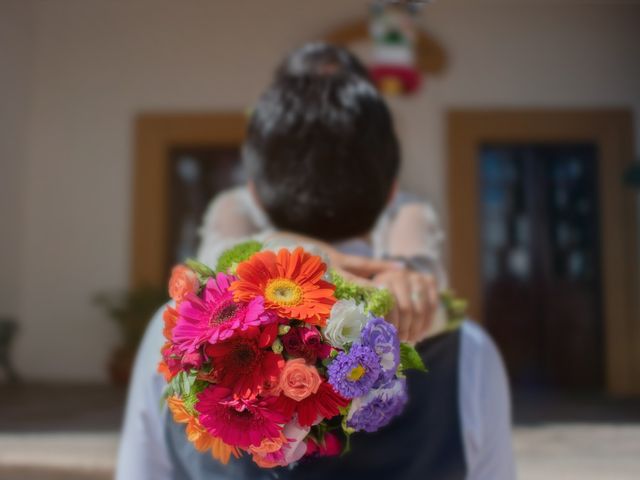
[460,320,500,358]
[458,320,507,389]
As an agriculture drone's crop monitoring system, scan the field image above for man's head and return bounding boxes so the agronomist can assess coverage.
[243,42,400,242]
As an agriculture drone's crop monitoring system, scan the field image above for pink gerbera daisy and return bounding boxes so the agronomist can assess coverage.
[196,386,289,449]
[172,273,275,353]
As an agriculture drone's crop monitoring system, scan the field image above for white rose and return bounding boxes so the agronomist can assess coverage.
[323,299,368,348]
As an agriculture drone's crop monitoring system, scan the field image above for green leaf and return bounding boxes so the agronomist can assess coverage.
[183,380,208,414]
[399,343,427,373]
[439,289,468,332]
[185,258,216,280]
[167,370,199,398]
[340,430,352,456]
[340,413,354,456]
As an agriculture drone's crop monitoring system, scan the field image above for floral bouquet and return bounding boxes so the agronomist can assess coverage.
[158,241,431,468]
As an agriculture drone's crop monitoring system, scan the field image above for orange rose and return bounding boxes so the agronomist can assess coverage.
[168,265,199,303]
[279,358,321,401]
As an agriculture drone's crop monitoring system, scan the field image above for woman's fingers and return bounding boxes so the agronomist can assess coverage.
[409,273,426,315]
[387,305,401,332]
[338,254,402,279]
[408,273,427,342]
[372,269,441,344]
[376,277,401,332]
[408,274,439,342]
[391,274,414,342]
[333,268,377,288]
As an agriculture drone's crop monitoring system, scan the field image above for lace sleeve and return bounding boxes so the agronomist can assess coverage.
[196,187,267,268]
[373,193,447,285]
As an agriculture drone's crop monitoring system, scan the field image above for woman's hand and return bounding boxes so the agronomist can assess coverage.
[329,248,403,281]
[266,232,402,283]
[372,269,439,344]
[264,231,439,342]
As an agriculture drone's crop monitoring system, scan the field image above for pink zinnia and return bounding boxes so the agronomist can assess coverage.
[196,386,289,449]
[172,273,275,353]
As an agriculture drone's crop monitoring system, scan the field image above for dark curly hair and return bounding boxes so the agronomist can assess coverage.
[243,43,400,242]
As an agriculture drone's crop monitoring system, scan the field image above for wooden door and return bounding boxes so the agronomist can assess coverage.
[447,109,640,396]
[479,143,604,391]
[132,113,247,288]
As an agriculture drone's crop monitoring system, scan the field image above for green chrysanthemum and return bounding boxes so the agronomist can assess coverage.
[215,240,263,274]
[329,269,394,317]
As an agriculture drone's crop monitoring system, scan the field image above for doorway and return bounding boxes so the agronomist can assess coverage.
[479,143,604,391]
[447,109,639,396]
[131,112,246,289]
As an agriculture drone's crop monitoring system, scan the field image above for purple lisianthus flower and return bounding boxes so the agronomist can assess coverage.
[327,344,381,399]
[346,377,409,433]
[360,316,400,386]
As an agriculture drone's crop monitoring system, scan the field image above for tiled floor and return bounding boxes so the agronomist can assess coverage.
[0,384,125,432]
[1,384,639,479]
[515,423,640,480]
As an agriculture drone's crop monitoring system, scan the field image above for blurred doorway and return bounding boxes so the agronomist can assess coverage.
[447,109,639,396]
[479,144,604,391]
[167,146,244,269]
[131,113,246,289]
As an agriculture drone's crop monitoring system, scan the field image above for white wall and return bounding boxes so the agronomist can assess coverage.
[2,0,638,382]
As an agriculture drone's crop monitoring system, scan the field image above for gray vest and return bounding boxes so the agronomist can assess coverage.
[164,330,466,480]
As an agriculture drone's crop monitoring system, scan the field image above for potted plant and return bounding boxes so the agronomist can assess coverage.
[94,286,167,385]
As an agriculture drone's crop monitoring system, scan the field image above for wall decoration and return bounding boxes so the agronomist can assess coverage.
[369,2,422,95]
[324,1,444,97]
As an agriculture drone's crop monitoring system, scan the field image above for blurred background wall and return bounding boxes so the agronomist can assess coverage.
[1,0,639,383]
[0,1,31,340]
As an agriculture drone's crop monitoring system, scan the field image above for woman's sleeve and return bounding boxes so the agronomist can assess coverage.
[376,196,447,285]
[196,187,264,268]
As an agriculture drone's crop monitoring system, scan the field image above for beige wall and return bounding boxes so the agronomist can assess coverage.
[1,0,638,381]
[0,1,32,319]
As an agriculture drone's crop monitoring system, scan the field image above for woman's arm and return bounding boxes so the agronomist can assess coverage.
[197,188,446,342]
[384,200,447,286]
[372,199,448,342]
[197,187,402,281]
[196,188,264,268]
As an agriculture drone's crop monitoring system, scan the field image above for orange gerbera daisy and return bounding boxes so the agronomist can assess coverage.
[230,247,336,326]
[167,396,241,464]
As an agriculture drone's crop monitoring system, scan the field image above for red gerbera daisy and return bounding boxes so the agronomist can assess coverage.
[230,247,336,327]
[204,327,284,398]
[274,381,350,427]
[196,386,289,449]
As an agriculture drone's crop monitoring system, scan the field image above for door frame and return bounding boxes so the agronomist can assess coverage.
[447,108,639,396]
[131,112,247,289]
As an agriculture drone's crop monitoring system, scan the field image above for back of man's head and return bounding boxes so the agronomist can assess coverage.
[243,43,400,242]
